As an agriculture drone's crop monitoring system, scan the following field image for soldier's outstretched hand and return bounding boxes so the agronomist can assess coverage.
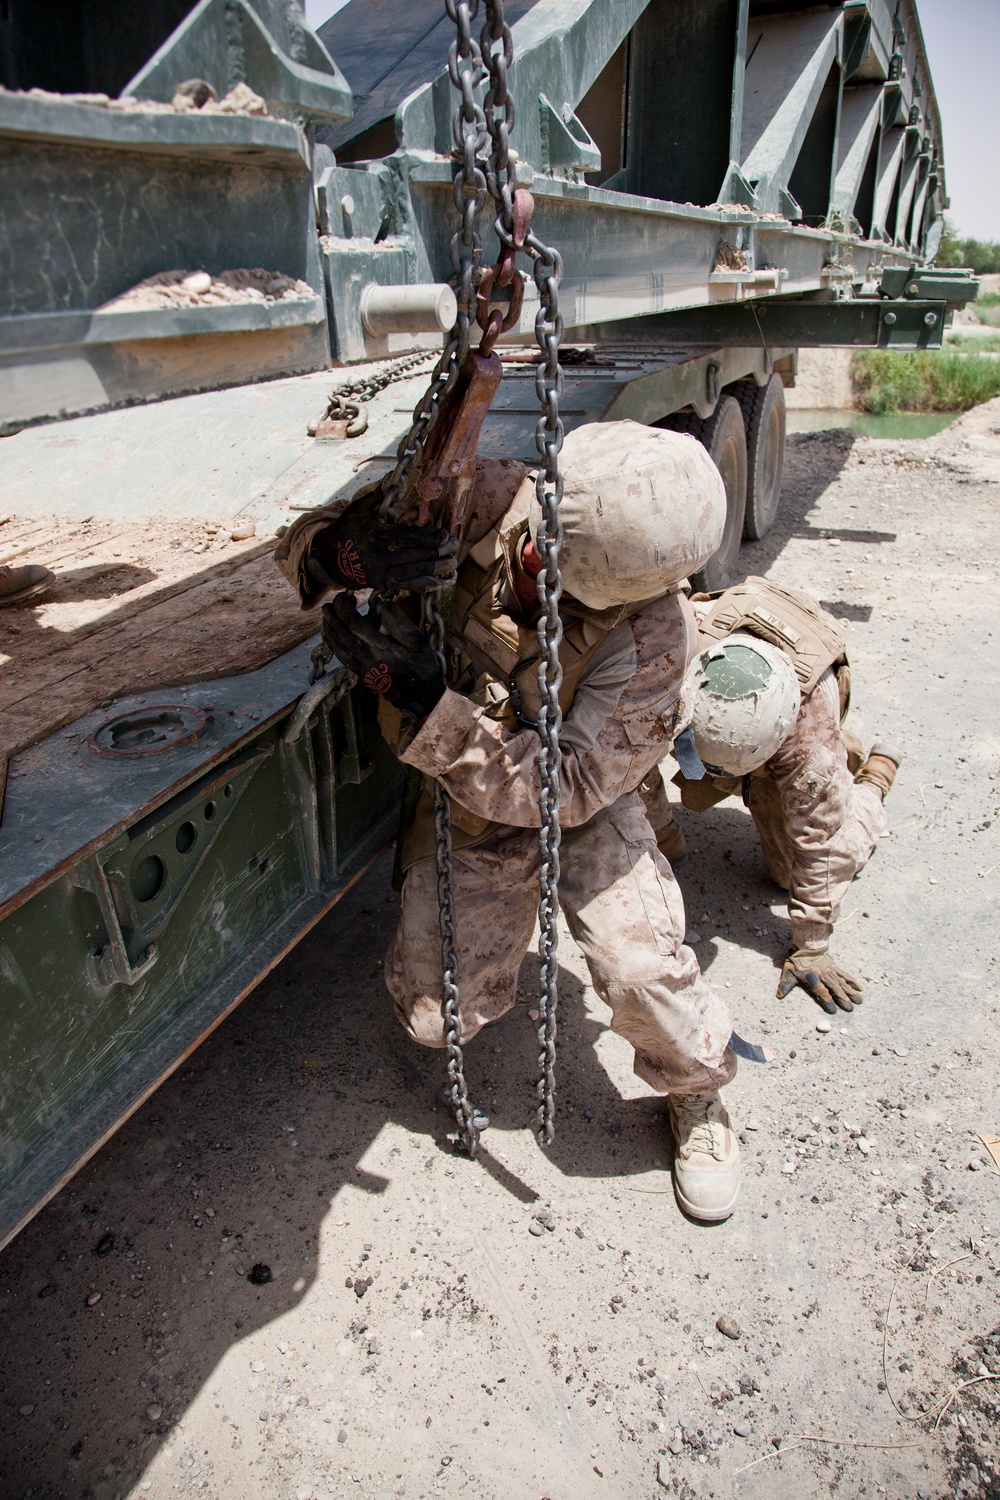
[776,950,864,1013]
[321,594,445,722]
[309,485,457,595]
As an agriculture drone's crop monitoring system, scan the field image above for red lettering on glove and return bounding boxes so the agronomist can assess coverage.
[364,662,392,694]
[337,539,367,587]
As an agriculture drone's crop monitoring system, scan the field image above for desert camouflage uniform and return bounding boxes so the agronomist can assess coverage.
[276,461,737,1096]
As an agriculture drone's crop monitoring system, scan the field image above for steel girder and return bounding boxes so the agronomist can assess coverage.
[315,0,961,364]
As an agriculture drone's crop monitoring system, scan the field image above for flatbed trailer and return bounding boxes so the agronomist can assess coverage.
[0,0,977,1248]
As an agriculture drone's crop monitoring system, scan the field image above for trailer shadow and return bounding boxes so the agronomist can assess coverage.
[739,426,862,579]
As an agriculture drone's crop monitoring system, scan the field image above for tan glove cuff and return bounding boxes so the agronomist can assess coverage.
[789,917,832,957]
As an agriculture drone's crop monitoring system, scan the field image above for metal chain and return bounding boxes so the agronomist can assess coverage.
[525,234,565,1146]
[415,0,492,1158]
[480,2,516,250]
[367,0,492,1156]
[312,0,564,1153]
[308,5,489,1154]
[317,349,438,438]
[378,0,486,528]
[480,0,565,1146]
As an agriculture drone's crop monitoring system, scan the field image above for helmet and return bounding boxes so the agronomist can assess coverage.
[529,420,726,611]
[689,633,801,776]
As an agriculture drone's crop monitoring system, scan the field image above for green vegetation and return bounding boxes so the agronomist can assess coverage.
[851,349,1000,415]
[946,331,1000,354]
[970,292,1000,329]
[936,220,1000,274]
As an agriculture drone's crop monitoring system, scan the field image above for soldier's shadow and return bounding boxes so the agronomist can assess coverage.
[666,797,795,971]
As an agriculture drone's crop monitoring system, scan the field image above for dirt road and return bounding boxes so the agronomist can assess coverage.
[2,405,999,1500]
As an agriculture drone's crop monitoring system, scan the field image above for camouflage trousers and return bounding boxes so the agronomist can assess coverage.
[386,791,737,1096]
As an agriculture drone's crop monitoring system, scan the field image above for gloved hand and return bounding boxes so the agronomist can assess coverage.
[309,486,457,595]
[321,593,445,722]
[776,950,864,1013]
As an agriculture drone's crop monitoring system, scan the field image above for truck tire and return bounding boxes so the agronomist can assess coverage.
[657,395,747,590]
[731,373,786,541]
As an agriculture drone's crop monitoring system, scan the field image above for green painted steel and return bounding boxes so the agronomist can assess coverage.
[586,296,953,351]
[0,645,402,1250]
[1,0,978,428]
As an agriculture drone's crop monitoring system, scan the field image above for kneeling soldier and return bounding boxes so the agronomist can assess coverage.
[639,578,900,1014]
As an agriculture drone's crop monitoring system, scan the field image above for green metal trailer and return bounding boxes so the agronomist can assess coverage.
[0,0,977,1249]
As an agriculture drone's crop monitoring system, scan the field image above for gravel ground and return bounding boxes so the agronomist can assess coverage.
[2,406,999,1500]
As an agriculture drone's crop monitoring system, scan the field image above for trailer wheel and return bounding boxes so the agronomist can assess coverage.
[657,395,748,590]
[731,373,786,540]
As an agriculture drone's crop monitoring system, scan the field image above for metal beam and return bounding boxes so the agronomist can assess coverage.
[740,8,842,215]
[584,297,951,350]
[832,83,882,218]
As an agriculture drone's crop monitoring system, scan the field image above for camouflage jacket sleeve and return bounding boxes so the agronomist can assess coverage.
[762,668,856,953]
[398,592,698,829]
[273,458,528,609]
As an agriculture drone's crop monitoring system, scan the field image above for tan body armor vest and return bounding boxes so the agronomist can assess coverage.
[394,509,618,870]
[676,577,850,811]
[695,576,848,698]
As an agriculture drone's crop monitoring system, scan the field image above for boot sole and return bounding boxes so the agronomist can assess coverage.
[0,579,52,608]
[672,1174,740,1224]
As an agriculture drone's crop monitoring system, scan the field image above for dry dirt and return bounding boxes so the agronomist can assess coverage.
[2,406,1000,1500]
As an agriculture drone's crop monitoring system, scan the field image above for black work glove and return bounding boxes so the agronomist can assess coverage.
[776,950,864,1013]
[321,594,445,722]
[309,487,456,595]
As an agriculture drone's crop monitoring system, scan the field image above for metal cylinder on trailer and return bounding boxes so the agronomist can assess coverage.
[360,283,459,338]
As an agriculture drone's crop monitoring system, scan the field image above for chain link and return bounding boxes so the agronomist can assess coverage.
[415,1,492,1157]
[524,230,565,1146]
[480,2,516,251]
[318,350,438,438]
[412,0,565,1150]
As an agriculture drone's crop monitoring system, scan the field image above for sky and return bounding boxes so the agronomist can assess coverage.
[305,0,1000,241]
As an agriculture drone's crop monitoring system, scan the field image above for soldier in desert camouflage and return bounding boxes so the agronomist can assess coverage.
[639,578,900,1014]
[276,422,752,1223]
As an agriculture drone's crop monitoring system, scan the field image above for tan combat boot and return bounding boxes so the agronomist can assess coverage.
[855,741,901,802]
[0,564,55,607]
[655,817,687,865]
[667,1092,741,1223]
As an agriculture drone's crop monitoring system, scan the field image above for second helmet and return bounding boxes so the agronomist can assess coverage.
[689,633,801,776]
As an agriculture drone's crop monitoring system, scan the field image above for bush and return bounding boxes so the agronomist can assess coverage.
[851,349,1000,414]
[936,220,1000,274]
